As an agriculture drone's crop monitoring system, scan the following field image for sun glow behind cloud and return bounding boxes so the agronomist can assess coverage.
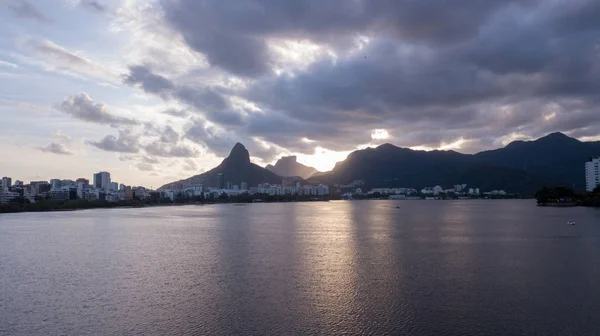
[296,147,352,172]
[371,129,389,140]
[410,138,468,152]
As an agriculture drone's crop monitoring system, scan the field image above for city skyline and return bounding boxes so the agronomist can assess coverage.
[2,0,600,187]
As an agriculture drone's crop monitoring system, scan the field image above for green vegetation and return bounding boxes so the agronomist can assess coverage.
[0,198,171,214]
[0,193,330,214]
[534,186,600,207]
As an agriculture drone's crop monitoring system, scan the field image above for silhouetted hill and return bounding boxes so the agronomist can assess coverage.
[474,132,600,189]
[310,133,598,193]
[266,156,319,179]
[158,143,282,190]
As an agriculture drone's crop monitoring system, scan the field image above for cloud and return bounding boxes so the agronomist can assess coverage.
[143,141,199,158]
[142,156,160,164]
[162,108,190,118]
[123,65,244,125]
[37,130,84,156]
[58,93,138,125]
[135,162,156,171]
[151,125,180,144]
[159,0,521,77]
[123,65,174,95]
[40,143,73,155]
[88,129,140,153]
[184,119,237,157]
[79,0,107,13]
[182,159,199,171]
[115,0,600,161]
[21,37,117,82]
[4,0,50,23]
[0,60,19,69]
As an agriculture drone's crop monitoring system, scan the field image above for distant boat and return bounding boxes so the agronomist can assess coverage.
[396,205,400,209]
[567,221,576,226]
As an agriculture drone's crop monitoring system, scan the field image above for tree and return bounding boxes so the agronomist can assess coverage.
[534,186,552,204]
[9,196,29,204]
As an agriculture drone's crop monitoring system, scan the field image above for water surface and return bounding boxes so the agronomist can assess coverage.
[1,200,600,335]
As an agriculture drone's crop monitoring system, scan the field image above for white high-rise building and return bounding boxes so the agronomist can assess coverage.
[93,171,111,190]
[585,157,600,192]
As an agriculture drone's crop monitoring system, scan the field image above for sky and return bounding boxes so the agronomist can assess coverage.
[1,0,600,187]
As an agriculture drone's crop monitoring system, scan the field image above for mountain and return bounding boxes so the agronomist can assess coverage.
[265,156,319,179]
[473,132,600,189]
[309,133,600,193]
[158,143,282,190]
[160,133,600,193]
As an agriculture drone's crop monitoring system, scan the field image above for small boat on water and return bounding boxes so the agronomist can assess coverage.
[567,221,576,226]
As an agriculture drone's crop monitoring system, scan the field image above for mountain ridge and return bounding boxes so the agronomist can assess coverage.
[158,143,282,190]
[265,156,319,179]
[160,133,600,193]
[309,132,600,192]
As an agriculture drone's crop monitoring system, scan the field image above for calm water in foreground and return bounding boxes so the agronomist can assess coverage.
[1,200,600,335]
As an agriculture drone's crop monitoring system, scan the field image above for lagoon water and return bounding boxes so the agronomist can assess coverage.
[1,200,600,335]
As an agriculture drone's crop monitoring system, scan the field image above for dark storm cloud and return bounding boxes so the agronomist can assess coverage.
[160,0,526,77]
[123,65,243,126]
[131,0,600,159]
[124,65,174,95]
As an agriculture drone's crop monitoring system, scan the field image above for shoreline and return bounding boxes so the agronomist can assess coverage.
[0,198,331,215]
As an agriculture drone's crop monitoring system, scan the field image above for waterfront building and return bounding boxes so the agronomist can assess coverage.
[50,179,62,190]
[124,186,133,200]
[241,182,248,190]
[62,180,75,187]
[183,184,203,196]
[30,181,51,196]
[76,178,89,187]
[48,188,73,201]
[0,190,19,204]
[585,157,600,192]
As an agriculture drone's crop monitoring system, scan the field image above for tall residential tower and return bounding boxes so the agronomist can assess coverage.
[93,171,111,190]
[585,157,600,192]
